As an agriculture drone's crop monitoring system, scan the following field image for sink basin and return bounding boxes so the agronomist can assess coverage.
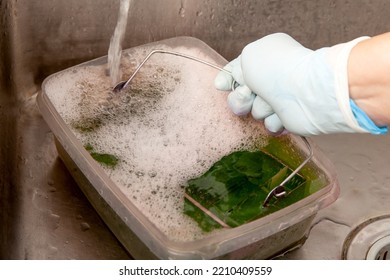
[2,0,390,259]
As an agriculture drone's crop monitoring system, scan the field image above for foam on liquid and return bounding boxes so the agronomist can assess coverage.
[45,45,269,242]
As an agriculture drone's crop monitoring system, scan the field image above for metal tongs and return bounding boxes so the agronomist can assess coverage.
[112,49,313,209]
[113,49,235,92]
[262,137,313,207]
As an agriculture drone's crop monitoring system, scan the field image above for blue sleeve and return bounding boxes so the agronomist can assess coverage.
[350,99,388,135]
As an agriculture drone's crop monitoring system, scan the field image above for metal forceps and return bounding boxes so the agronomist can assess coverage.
[113,49,236,92]
[262,137,313,207]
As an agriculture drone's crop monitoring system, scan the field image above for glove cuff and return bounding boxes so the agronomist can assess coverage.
[330,36,371,133]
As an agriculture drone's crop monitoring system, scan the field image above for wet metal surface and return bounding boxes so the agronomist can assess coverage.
[341,215,390,260]
[280,134,390,259]
[2,0,390,259]
[2,95,130,259]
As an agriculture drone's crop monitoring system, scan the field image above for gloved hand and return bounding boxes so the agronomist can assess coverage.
[215,33,386,136]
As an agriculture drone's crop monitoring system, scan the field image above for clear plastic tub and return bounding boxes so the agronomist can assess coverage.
[37,37,339,259]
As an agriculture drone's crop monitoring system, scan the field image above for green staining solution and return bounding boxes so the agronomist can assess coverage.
[85,144,119,168]
[184,138,327,232]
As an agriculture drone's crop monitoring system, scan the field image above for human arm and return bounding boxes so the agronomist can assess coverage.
[215,33,388,136]
[348,32,390,127]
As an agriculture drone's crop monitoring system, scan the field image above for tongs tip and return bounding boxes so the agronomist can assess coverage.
[113,81,127,93]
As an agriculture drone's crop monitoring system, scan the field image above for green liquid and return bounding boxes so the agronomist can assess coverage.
[85,144,119,168]
[184,137,327,232]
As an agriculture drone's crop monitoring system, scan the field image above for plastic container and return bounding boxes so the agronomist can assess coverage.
[37,37,339,259]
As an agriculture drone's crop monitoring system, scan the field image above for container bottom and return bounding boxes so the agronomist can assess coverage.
[54,138,157,260]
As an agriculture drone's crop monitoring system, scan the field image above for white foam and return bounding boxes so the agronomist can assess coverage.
[45,45,269,242]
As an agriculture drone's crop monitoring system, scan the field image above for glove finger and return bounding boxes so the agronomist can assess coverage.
[227,85,255,116]
[214,57,244,91]
[264,113,284,134]
[230,57,245,85]
[251,95,274,121]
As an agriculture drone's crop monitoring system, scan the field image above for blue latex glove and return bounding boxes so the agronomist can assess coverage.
[215,33,386,136]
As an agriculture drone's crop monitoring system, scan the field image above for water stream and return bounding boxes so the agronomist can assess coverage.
[107,0,132,86]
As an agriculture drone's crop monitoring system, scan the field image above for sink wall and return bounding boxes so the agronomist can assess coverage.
[7,0,390,98]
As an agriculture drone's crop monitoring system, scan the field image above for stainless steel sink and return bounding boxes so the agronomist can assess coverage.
[2,0,390,259]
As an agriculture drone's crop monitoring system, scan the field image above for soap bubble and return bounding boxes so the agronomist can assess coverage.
[46,47,268,242]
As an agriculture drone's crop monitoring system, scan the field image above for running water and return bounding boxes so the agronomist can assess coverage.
[107,0,132,86]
